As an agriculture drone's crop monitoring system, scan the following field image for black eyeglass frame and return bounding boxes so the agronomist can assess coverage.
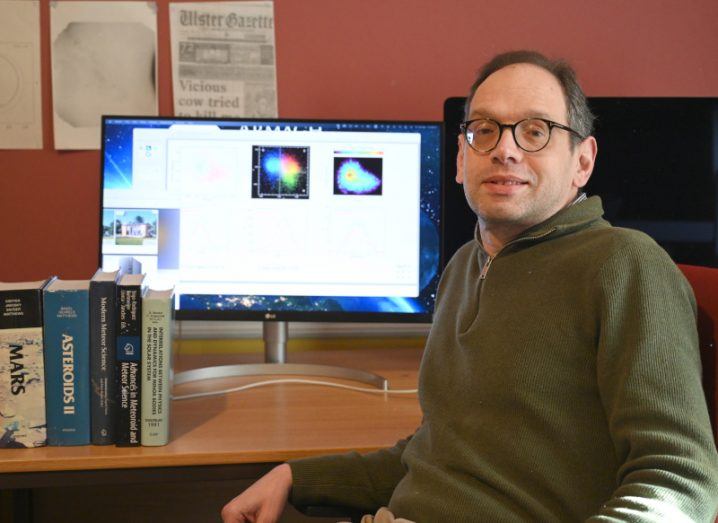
[459,117,585,153]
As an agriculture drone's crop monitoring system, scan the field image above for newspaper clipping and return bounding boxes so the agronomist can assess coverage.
[169,1,277,119]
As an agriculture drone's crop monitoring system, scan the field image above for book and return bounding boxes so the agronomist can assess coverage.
[43,278,91,446]
[89,269,121,445]
[141,287,175,446]
[116,273,145,446]
[0,279,50,448]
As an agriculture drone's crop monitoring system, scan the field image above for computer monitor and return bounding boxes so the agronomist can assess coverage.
[442,96,718,267]
[100,116,443,386]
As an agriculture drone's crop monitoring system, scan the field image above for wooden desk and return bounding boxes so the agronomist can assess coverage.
[0,347,423,489]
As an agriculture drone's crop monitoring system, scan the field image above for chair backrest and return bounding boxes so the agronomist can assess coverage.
[677,264,718,441]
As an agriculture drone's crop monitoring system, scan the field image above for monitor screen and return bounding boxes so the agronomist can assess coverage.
[100,116,443,322]
[442,96,718,267]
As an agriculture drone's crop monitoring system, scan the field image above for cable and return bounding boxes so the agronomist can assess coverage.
[171,378,418,401]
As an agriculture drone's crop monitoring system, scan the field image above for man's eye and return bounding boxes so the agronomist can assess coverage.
[471,122,496,135]
[521,120,549,137]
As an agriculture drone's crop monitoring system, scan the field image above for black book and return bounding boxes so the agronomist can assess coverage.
[115,273,145,447]
[89,269,120,445]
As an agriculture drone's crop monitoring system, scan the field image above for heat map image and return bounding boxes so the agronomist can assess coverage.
[252,146,309,199]
[333,157,383,195]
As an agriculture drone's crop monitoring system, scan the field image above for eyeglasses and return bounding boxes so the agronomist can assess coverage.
[459,117,585,153]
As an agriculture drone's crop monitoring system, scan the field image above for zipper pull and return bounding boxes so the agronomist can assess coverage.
[479,256,493,280]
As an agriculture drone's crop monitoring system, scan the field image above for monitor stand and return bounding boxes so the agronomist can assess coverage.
[174,321,390,390]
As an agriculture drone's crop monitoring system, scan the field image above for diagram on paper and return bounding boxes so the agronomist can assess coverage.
[0,42,36,125]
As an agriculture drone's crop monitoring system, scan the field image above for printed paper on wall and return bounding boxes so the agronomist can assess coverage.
[50,1,158,150]
[169,1,277,119]
[0,0,43,150]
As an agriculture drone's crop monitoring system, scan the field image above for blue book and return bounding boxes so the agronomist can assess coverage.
[43,278,91,446]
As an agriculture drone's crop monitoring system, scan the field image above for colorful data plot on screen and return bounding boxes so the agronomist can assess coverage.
[252,146,309,199]
[333,157,383,196]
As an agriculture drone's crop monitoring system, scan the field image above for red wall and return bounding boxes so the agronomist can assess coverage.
[1,0,717,281]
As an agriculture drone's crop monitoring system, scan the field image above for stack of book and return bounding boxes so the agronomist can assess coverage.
[0,270,174,448]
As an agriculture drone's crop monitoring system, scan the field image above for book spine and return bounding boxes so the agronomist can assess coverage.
[43,290,91,446]
[89,280,117,444]
[0,289,47,448]
[116,285,142,446]
[141,296,173,446]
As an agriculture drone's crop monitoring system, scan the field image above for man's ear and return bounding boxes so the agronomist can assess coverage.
[573,136,597,189]
[456,134,466,184]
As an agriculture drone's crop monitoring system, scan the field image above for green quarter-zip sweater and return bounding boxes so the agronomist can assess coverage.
[289,196,718,521]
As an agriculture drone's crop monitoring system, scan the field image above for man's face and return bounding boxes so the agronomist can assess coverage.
[456,63,596,236]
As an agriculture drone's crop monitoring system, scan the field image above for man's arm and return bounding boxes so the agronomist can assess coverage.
[220,436,412,522]
[590,240,718,522]
[288,436,412,512]
[221,464,292,523]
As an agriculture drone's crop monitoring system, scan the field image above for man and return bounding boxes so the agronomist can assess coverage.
[222,50,718,522]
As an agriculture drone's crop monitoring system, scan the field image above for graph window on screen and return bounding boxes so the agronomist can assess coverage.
[100,117,442,323]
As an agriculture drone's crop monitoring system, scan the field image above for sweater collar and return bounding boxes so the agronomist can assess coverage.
[474,195,606,258]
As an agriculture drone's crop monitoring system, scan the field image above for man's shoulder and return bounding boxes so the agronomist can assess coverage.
[575,223,667,258]
[543,223,682,288]
[573,225,685,287]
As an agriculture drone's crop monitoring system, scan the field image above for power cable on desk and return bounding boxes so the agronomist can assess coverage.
[171,378,418,401]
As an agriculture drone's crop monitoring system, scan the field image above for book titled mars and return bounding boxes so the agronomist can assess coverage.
[0,279,51,448]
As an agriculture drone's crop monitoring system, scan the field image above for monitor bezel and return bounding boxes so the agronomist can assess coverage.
[99,114,445,323]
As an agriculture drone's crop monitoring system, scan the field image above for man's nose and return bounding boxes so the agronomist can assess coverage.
[490,127,522,163]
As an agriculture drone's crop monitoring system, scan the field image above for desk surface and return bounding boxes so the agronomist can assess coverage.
[0,346,423,475]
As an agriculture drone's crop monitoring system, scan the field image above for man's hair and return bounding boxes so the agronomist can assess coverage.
[464,50,594,145]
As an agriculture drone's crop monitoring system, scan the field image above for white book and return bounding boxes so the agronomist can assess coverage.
[140,287,174,446]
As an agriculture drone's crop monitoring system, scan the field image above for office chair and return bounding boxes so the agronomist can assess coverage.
[677,264,718,439]
[678,264,718,523]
